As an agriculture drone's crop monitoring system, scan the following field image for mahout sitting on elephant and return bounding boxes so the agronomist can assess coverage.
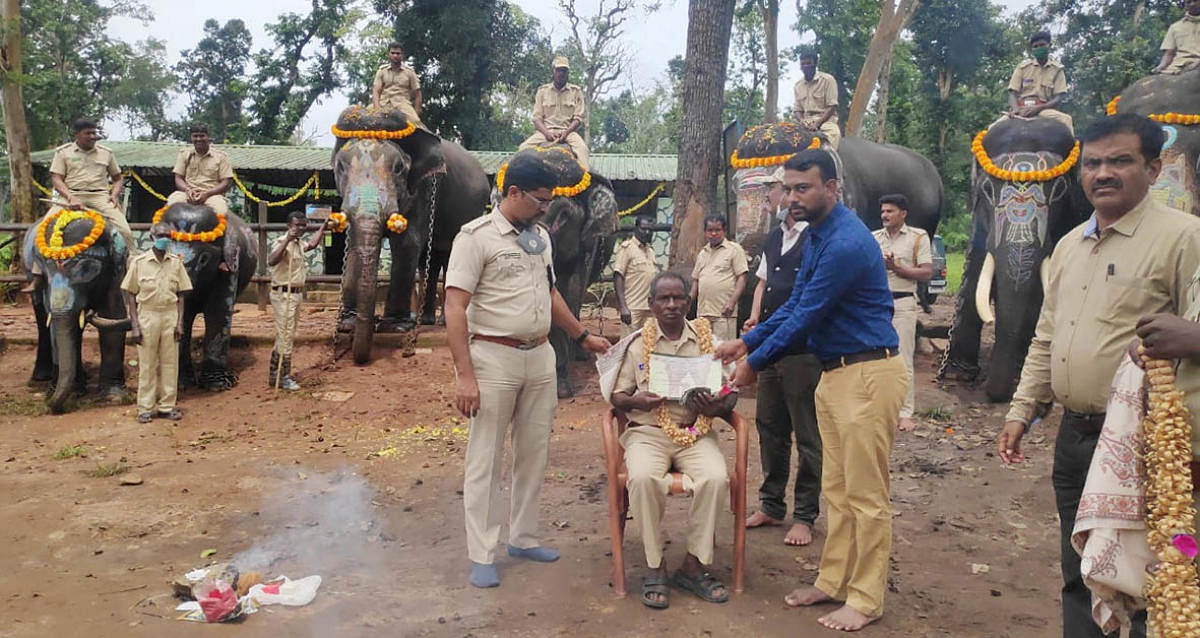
[155,201,257,390]
[23,207,131,413]
[331,105,490,364]
[941,117,1089,401]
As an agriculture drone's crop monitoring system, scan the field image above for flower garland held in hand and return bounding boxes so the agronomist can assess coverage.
[151,206,227,243]
[1139,344,1200,636]
[330,121,417,141]
[641,316,714,447]
[494,161,592,198]
[35,209,105,260]
[972,130,1080,182]
[729,136,821,169]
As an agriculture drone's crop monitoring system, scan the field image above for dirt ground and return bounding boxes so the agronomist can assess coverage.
[0,299,1066,638]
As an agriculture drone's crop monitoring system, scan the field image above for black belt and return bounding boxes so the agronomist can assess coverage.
[892,291,914,299]
[1062,409,1106,434]
[272,285,301,292]
[821,347,899,371]
[73,189,107,193]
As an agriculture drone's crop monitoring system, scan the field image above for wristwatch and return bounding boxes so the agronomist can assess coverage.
[575,329,591,345]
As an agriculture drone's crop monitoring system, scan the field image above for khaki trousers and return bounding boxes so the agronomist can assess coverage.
[379,98,424,129]
[702,316,736,342]
[166,190,231,216]
[519,131,590,170]
[270,290,303,356]
[621,426,728,568]
[135,306,179,414]
[816,120,841,150]
[989,109,1074,134]
[892,295,918,418]
[462,339,557,564]
[813,354,908,618]
[621,308,652,337]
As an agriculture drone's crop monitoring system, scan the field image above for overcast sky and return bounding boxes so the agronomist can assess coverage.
[107,0,1040,145]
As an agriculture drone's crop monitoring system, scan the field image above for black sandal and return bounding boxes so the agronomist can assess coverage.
[156,408,183,421]
[641,574,670,609]
[136,412,152,424]
[672,569,729,603]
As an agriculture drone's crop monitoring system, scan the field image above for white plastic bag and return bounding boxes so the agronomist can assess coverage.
[248,575,322,606]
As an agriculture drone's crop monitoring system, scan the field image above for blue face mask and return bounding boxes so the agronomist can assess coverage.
[153,237,170,251]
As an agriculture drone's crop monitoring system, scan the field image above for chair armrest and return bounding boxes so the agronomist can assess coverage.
[601,409,624,480]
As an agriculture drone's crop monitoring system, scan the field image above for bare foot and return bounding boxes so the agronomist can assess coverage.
[898,417,916,432]
[784,522,813,546]
[783,585,834,607]
[745,510,782,528]
[817,605,881,632]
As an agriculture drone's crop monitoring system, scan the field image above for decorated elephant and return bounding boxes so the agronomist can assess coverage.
[941,117,1090,401]
[331,105,490,364]
[23,208,131,413]
[489,146,618,397]
[156,201,257,390]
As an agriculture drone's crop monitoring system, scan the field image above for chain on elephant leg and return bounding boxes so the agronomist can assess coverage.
[198,328,238,390]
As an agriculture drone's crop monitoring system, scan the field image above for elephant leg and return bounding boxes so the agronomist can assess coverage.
[419,248,448,325]
[177,307,199,389]
[379,230,419,333]
[97,327,128,400]
[942,247,986,381]
[198,275,239,391]
[338,230,361,333]
[550,326,573,399]
[30,287,54,384]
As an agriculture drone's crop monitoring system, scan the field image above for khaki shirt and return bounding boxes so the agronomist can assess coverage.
[373,64,420,109]
[872,225,932,294]
[269,236,310,288]
[692,239,749,316]
[173,147,233,193]
[614,320,703,427]
[613,238,658,311]
[445,211,555,340]
[49,142,120,193]
[793,71,839,122]
[1007,59,1068,103]
[1006,195,1200,424]
[533,82,586,132]
[1162,18,1200,70]
[120,251,192,310]
[1176,266,1200,455]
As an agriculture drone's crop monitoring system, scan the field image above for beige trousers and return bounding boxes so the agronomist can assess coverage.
[989,109,1074,134]
[379,98,424,129]
[135,306,179,414]
[892,295,918,419]
[702,316,736,342]
[462,339,557,564]
[519,131,590,170]
[621,426,728,568]
[813,354,908,618]
[270,290,303,356]
[816,120,841,150]
[166,190,231,216]
[621,308,652,338]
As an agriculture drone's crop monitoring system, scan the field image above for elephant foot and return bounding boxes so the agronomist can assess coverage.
[197,367,238,391]
[100,385,133,405]
[418,313,438,326]
[30,368,53,384]
[336,310,357,333]
[557,376,574,399]
[377,316,416,333]
[938,359,980,383]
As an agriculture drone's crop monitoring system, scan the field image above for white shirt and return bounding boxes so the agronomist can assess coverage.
[755,219,808,279]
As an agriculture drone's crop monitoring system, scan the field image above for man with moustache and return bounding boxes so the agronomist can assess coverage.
[167,124,233,216]
[715,149,907,632]
[792,52,841,149]
[614,213,660,336]
[997,114,1200,638]
[1154,0,1200,74]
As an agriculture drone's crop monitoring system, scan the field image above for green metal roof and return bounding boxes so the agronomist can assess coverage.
[29,141,678,182]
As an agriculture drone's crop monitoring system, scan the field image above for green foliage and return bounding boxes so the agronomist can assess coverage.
[589,87,678,154]
[85,462,128,478]
[724,1,767,126]
[793,0,879,121]
[176,19,254,143]
[54,445,87,460]
[945,251,965,296]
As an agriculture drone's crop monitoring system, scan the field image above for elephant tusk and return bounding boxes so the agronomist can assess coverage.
[974,253,996,325]
[87,314,132,331]
[1040,258,1051,295]
[79,311,85,330]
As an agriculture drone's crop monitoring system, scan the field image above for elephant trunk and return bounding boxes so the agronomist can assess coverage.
[353,216,383,365]
[984,253,1048,402]
[48,317,79,413]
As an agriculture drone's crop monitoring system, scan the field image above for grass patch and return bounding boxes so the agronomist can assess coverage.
[84,462,128,478]
[54,445,87,460]
[945,252,965,297]
[918,405,955,422]
[0,392,47,417]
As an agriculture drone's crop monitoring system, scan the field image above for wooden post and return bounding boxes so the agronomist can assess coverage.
[256,201,269,312]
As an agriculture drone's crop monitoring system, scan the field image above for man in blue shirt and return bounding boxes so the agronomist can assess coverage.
[716,148,909,632]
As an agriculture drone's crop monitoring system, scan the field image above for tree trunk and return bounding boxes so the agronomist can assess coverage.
[1,0,34,229]
[669,0,735,267]
[845,0,919,138]
[760,0,779,123]
[874,44,895,143]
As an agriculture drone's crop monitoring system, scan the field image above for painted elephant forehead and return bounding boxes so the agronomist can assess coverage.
[996,183,1049,248]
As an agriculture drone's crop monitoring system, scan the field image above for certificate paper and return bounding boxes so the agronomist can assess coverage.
[647,353,722,400]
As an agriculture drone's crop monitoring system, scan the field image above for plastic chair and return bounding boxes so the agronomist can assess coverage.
[600,407,748,596]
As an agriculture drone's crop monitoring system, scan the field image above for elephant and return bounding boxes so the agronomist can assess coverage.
[331,105,491,364]
[941,117,1090,402]
[489,146,619,398]
[157,201,257,390]
[22,209,131,413]
[1111,68,1200,215]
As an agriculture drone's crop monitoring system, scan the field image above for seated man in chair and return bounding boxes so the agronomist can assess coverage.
[609,271,737,609]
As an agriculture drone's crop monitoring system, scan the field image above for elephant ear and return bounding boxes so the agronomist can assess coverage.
[395,128,445,190]
[583,175,618,242]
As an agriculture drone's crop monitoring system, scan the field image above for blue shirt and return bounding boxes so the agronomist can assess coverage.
[742,202,898,369]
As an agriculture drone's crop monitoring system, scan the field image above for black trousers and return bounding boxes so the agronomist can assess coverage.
[1052,419,1146,638]
[754,352,823,525]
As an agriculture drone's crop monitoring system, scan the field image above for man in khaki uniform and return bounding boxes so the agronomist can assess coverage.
[872,194,931,433]
[996,31,1073,133]
[793,52,841,149]
[166,124,233,216]
[614,213,659,336]
[266,210,329,391]
[611,271,735,609]
[371,42,423,126]
[1154,0,1200,74]
[48,119,133,254]
[519,56,589,169]
[690,214,748,341]
[445,150,609,589]
[122,223,192,424]
[997,115,1200,638]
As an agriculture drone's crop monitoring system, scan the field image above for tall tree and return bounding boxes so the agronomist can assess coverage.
[844,0,920,137]
[725,1,767,126]
[176,19,253,143]
[1,0,32,224]
[108,38,176,140]
[670,0,735,266]
[759,0,780,122]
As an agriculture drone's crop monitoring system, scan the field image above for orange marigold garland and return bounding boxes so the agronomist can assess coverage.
[1106,95,1121,116]
[494,161,591,198]
[35,209,105,260]
[1105,94,1200,125]
[387,213,408,234]
[330,121,417,141]
[729,136,821,169]
[151,205,227,242]
[641,316,715,447]
[972,130,1080,182]
[328,212,348,232]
